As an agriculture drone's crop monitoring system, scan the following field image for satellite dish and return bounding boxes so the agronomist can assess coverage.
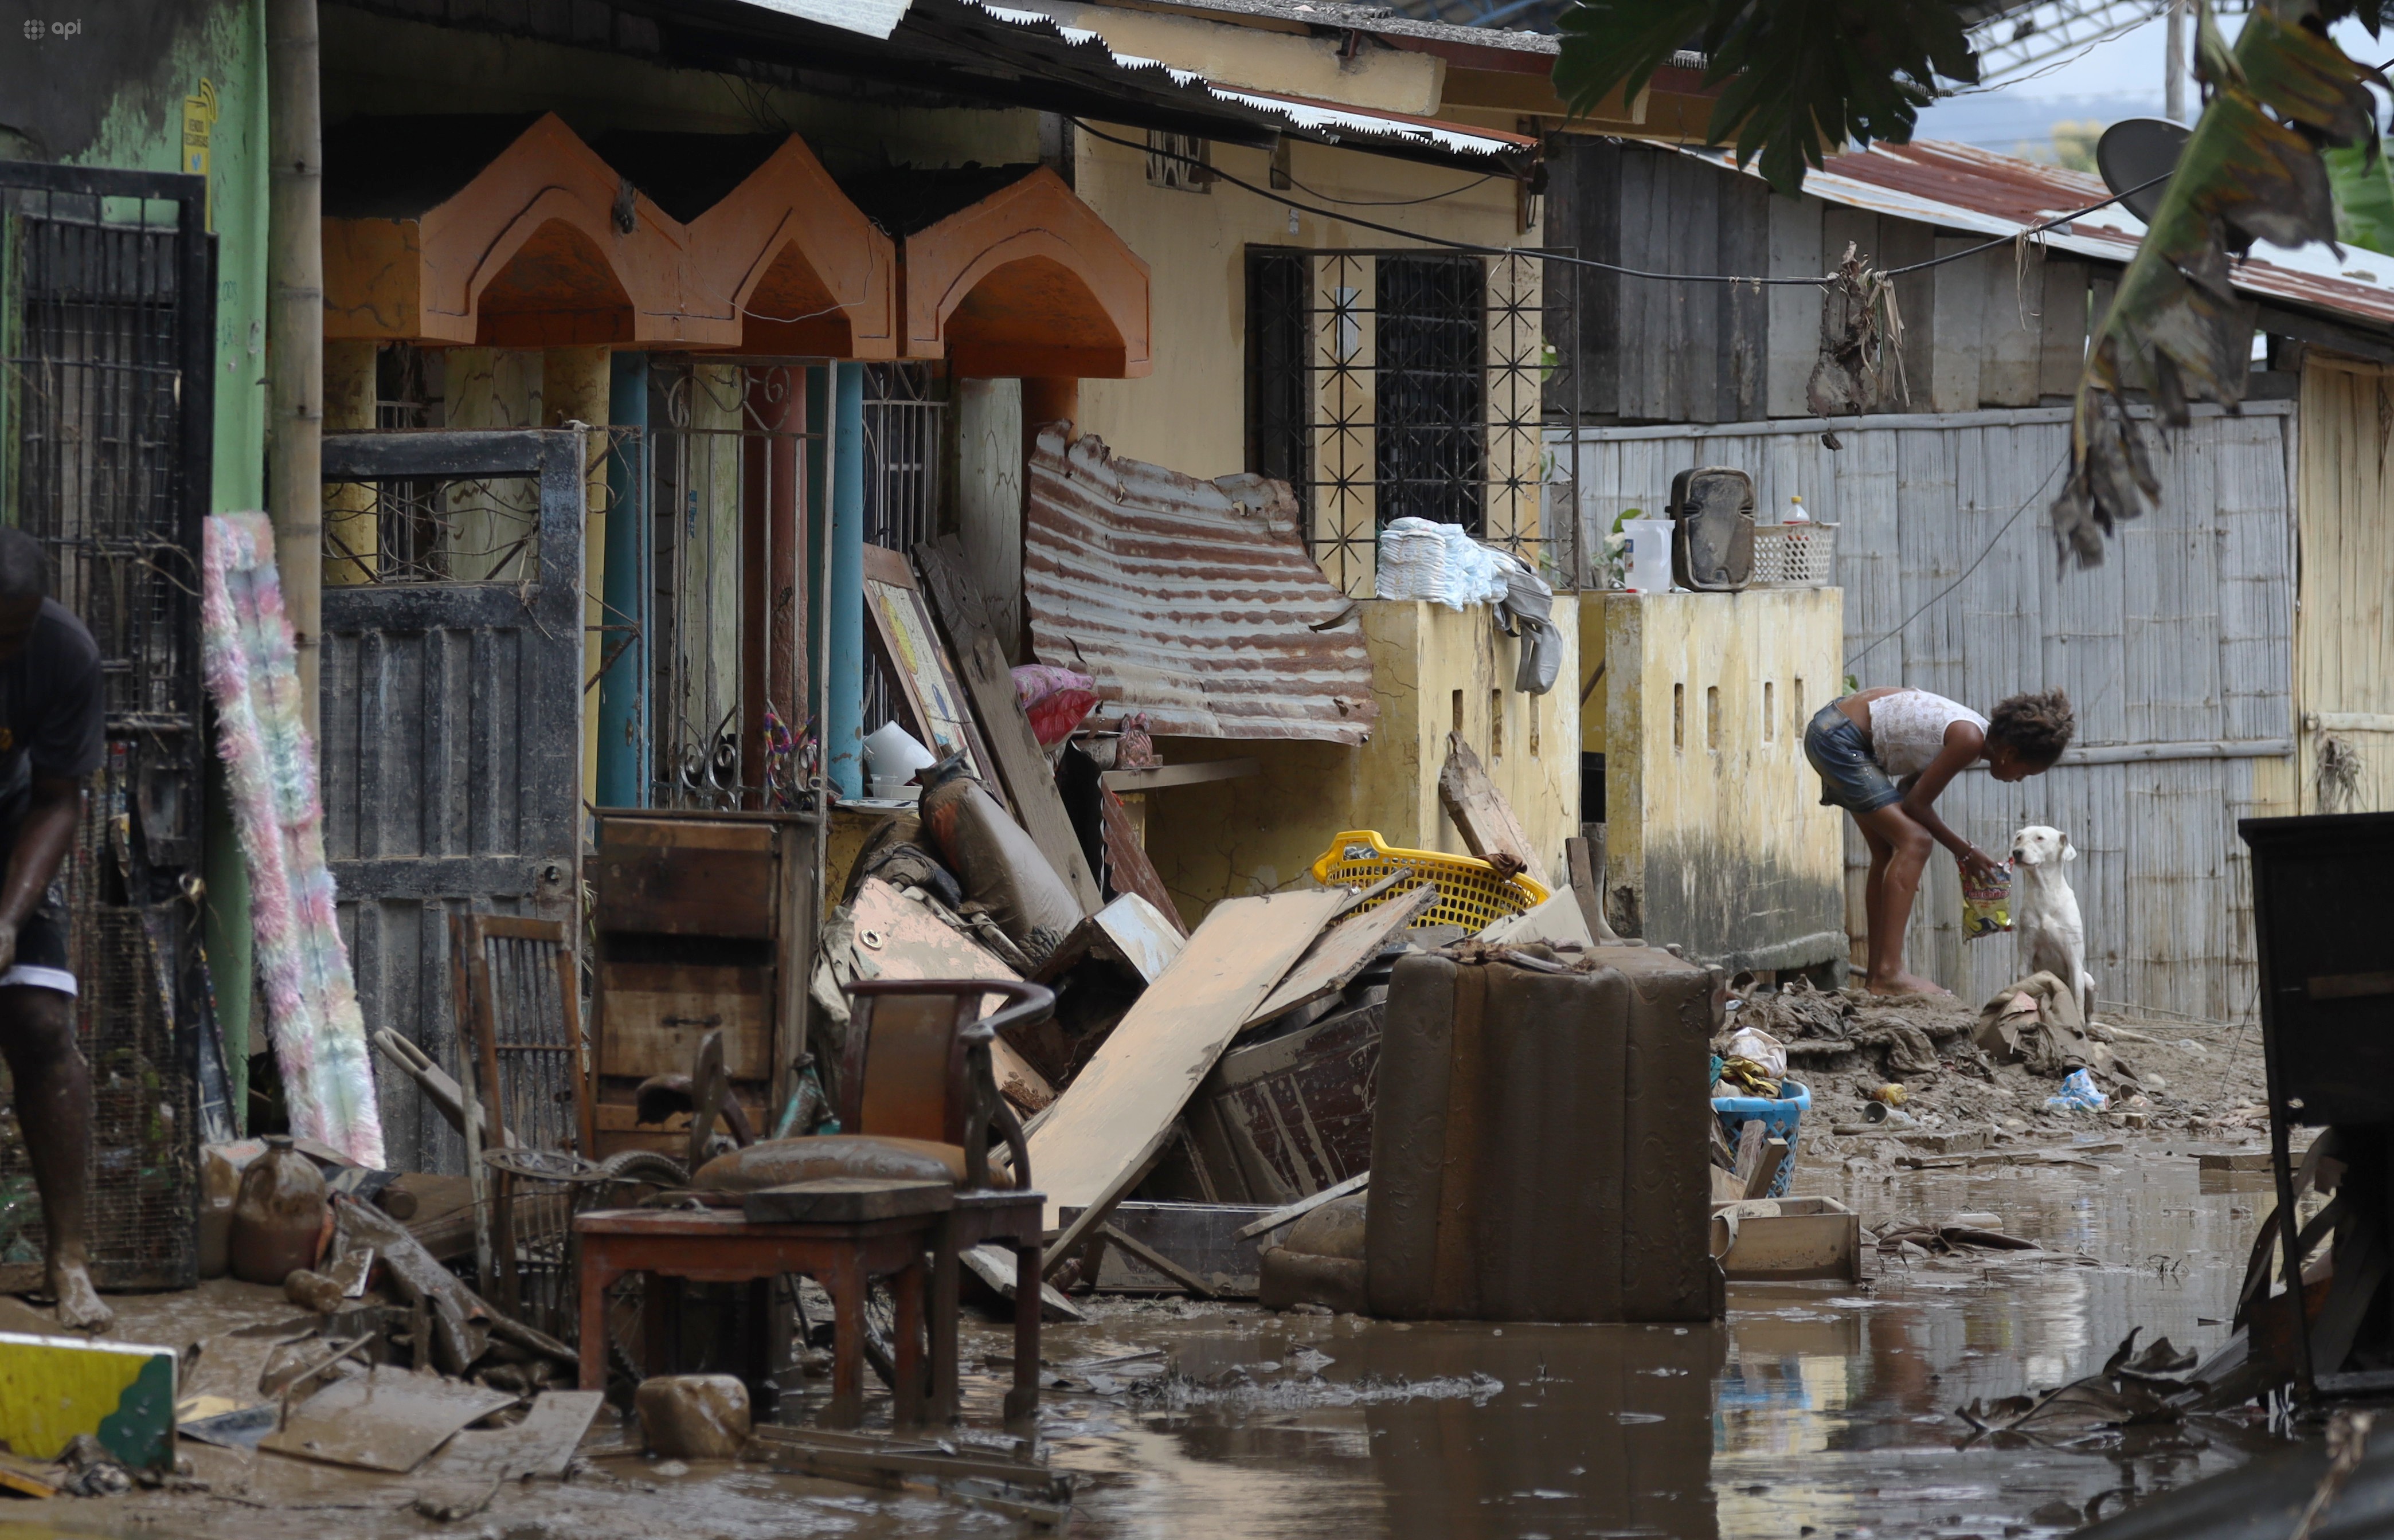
[2095,117,2191,225]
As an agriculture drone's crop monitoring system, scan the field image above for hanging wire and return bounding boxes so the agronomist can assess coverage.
[1074,116,2175,289]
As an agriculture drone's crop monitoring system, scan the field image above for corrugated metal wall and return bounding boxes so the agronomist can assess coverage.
[1558,403,2296,1021]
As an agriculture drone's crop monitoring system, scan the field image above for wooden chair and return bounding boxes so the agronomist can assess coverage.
[577,977,1050,1428]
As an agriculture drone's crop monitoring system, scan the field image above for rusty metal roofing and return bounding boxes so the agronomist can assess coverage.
[1025,426,1378,744]
[1701,139,2394,332]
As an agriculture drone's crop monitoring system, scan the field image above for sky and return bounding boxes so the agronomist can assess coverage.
[1910,6,2389,155]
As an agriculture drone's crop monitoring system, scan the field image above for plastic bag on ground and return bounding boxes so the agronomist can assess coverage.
[2046,1068,2109,1112]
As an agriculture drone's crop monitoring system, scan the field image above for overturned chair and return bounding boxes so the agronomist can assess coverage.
[574,978,1050,1428]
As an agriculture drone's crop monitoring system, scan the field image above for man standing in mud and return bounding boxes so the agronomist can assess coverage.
[0,527,109,1330]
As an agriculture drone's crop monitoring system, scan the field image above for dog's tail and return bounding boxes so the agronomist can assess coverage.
[2078,967,2096,1024]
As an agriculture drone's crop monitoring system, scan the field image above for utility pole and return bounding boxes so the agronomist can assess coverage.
[2164,0,2187,124]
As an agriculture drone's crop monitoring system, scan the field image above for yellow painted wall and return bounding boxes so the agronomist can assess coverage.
[2296,353,2394,813]
[1142,596,1578,922]
[1071,126,1543,597]
[1598,587,1846,971]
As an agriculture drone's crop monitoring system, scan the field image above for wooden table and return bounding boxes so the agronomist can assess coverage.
[574,1195,1044,1428]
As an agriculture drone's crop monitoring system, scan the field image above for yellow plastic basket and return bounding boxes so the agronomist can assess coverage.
[1308,830,1549,932]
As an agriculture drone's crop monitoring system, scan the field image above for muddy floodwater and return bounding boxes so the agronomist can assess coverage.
[0,1138,2303,1540]
[1002,1146,2294,1540]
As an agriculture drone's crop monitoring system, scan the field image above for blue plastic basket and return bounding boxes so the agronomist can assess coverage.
[1711,1077,1811,1198]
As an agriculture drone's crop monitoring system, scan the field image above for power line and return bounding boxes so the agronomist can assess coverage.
[1844,457,2066,673]
[1073,116,2169,289]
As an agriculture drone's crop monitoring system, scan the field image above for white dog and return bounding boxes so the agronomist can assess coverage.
[2010,824,2095,1020]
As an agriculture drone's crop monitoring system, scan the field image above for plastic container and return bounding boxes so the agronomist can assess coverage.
[861,721,936,788]
[1712,1077,1812,1198]
[1308,830,1548,931]
[1749,522,1837,586]
[228,1134,328,1286]
[1622,518,1675,593]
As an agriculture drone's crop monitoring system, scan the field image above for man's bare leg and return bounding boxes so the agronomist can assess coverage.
[0,983,109,1330]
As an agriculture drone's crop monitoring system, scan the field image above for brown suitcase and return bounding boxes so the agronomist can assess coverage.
[1366,946,1719,1322]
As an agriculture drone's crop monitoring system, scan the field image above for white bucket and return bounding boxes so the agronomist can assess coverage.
[1623,519,1675,593]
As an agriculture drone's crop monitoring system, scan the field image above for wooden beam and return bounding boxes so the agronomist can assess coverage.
[1437,732,1552,889]
[913,536,1102,914]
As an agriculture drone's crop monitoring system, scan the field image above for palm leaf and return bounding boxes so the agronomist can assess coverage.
[1551,0,1978,196]
[2054,1,2384,565]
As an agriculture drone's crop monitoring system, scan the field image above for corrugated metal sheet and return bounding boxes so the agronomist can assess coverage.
[1556,401,2297,1021]
[1691,139,2394,330]
[693,0,1538,169]
[1026,426,1378,743]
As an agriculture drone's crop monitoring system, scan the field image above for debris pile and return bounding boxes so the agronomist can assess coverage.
[1725,973,2263,1144]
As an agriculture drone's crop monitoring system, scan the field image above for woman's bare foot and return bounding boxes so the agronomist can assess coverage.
[49,1257,112,1333]
[1867,970,1951,998]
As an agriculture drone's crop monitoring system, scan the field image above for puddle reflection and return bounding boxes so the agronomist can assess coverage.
[1041,1147,2291,1540]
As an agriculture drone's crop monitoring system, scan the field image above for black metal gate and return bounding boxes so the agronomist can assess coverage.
[0,160,215,1290]
[320,430,585,1174]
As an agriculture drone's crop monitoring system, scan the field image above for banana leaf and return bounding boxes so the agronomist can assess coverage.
[2328,138,2394,256]
[2054,1,2384,565]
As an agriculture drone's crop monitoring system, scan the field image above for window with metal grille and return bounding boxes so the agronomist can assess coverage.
[1243,247,1562,596]
[1375,254,1486,530]
[1246,249,1312,508]
[1146,131,1214,193]
[860,363,945,746]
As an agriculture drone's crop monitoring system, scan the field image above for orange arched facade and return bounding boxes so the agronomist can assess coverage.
[898,166,1152,379]
[682,135,899,360]
[322,120,1145,377]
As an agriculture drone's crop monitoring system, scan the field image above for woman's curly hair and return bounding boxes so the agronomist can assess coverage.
[1987,688,2075,766]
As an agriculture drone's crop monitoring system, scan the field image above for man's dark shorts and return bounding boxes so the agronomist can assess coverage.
[0,801,73,997]
[1804,701,1903,816]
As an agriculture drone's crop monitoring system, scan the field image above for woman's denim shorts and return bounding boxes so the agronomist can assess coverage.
[1803,702,1902,814]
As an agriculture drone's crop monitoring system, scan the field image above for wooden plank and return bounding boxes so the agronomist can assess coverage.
[1564,834,1624,943]
[1242,881,1436,1029]
[2036,259,2092,401]
[595,820,776,938]
[1718,169,1771,422]
[1437,731,1554,888]
[1097,1224,1217,1299]
[744,1179,956,1224]
[1928,238,1987,413]
[594,961,772,1080]
[1981,246,2043,407]
[1027,890,1344,1242]
[1098,758,1260,791]
[1765,194,1826,417]
[1743,1138,1789,1200]
[1098,789,1186,936]
[913,537,1102,914]
[1232,1170,1370,1241]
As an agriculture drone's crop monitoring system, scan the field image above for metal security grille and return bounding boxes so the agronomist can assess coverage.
[862,363,943,740]
[1376,254,1487,528]
[647,362,813,810]
[1243,246,1569,597]
[0,162,214,1290]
